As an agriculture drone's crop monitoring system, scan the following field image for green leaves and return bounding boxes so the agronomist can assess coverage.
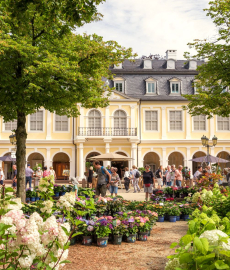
[214,260,230,269]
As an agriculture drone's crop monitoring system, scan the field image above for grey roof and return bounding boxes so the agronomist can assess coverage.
[109,58,203,101]
[110,59,204,73]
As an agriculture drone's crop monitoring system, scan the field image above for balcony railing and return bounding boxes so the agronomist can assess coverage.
[78,127,137,136]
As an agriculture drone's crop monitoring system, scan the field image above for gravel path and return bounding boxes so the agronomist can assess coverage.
[63,221,187,270]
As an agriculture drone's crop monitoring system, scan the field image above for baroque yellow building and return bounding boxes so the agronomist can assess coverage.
[1,50,230,180]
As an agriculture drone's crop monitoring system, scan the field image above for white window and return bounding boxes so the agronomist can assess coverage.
[171,83,179,93]
[88,110,101,136]
[147,83,155,93]
[169,78,181,94]
[193,115,206,130]
[217,116,230,130]
[4,120,17,131]
[30,111,43,131]
[115,83,123,92]
[145,111,158,131]
[55,115,68,131]
[114,110,127,128]
[169,111,182,130]
[145,78,157,95]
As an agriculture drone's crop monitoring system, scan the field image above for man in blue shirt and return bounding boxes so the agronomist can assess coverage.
[25,164,34,188]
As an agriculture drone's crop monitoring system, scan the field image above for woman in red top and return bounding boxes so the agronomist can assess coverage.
[43,166,50,178]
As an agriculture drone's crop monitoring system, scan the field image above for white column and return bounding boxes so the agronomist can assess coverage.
[162,107,167,139]
[46,148,51,169]
[131,143,137,166]
[210,117,215,138]
[78,143,84,179]
[138,147,143,168]
[71,147,75,178]
[187,147,192,171]
[105,107,110,128]
[79,106,84,135]
[210,147,214,156]
[186,111,191,139]
[104,143,111,167]
[46,111,52,140]
[130,105,135,129]
[162,148,167,168]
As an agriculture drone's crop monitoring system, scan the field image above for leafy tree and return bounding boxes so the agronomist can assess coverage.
[0,0,133,201]
[183,0,230,118]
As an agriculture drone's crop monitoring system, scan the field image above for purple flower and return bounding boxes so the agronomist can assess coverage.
[87,225,94,232]
[88,220,95,226]
[118,212,123,215]
[130,223,134,228]
[109,224,113,229]
[128,218,135,223]
[100,220,108,226]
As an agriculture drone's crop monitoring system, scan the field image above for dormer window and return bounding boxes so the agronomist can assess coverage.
[169,78,181,95]
[113,77,125,93]
[166,59,175,69]
[188,60,197,70]
[113,63,122,69]
[143,59,152,69]
[145,78,157,95]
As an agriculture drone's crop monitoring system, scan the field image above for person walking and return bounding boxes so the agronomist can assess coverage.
[170,165,176,187]
[35,166,43,187]
[0,167,5,186]
[175,165,183,187]
[155,165,163,189]
[143,164,155,201]
[12,164,17,190]
[193,165,203,186]
[163,168,167,186]
[93,160,111,197]
[110,167,120,197]
[132,165,141,193]
[25,164,34,188]
[165,165,171,186]
[49,166,56,183]
[124,167,131,192]
[87,166,94,188]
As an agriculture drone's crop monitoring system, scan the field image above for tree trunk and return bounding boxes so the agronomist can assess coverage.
[16,111,27,202]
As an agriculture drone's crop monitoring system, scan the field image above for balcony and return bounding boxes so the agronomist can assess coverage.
[78,127,137,136]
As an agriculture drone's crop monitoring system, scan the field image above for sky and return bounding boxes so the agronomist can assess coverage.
[77,0,217,60]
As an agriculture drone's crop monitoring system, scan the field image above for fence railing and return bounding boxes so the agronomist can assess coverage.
[78,127,137,136]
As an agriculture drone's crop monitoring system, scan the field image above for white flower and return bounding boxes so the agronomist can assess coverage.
[40,200,53,214]
[200,230,230,250]
[7,198,23,211]
[18,255,35,268]
[165,258,186,270]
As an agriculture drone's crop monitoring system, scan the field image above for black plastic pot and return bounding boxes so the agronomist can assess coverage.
[127,234,136,243]
[138,232,148,241]
[113,235,122,245]
[97,237,109,247]
[82,236,93,246]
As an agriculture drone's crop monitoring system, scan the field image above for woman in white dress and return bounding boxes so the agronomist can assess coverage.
[35,167,43,187]
[49,166,56,182]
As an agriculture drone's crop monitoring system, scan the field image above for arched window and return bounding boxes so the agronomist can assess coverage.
[88,110,101,135]
[114,110,127,135]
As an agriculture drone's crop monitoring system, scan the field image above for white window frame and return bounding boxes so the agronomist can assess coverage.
[53,113,70,133]
[216,115,230,132]
[2,119,17,132]
[86,109,103,128]
[145,78,158,95]
[169,78,181,95]
[28,109,45,133]
[192,115,207,132]
[113,77,125,93]
[168,110,184,132]
[144,109,159,132]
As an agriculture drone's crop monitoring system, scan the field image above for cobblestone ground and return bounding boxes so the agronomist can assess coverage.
[63,221,187,270]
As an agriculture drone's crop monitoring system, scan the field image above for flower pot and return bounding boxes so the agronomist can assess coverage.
[180,214,184,220]
[127,234,136,243]
[97,237,109,247]
[113,235,122,245]
[147,230,151,236]
[30,197,36,202]
[157,216,164,222]
[70,236,77,245]
[176,216,180,221]
[164,214,169,221]
[26,197,30,202]
[36,197,40,201]
[138,232,148,241]
[184,215,190,221]
[169,216,177,222]
[82,236,93,246]
[59,192,66,196]
[54,192,59,197]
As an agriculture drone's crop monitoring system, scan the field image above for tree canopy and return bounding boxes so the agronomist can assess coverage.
[0,0,134,201]
[183,0,230,118]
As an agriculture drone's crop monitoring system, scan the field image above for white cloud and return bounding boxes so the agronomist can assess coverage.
[77,0,217,59]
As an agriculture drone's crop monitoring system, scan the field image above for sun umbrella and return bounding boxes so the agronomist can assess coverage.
[189,155,229,163]
[89,152,133,161]
[0,155,16,162]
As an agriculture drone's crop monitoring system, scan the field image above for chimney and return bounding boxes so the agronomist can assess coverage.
[166,50,177,61]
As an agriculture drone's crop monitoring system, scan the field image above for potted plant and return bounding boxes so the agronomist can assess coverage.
[124,217,138,243]
[95,219,112,247]
[179,204,193,221]
[166,205,180,222]
[136,216,150,241]
[154,205,165,222]
[110,219,124,245]
[60,185,66,196]
[26,188,32,202]
[84,162,91,176]
[78,220,95,246]
[53,184,61,197]
[30,190,37,202]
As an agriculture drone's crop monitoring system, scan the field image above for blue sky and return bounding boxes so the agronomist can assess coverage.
[77,0,217,59]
